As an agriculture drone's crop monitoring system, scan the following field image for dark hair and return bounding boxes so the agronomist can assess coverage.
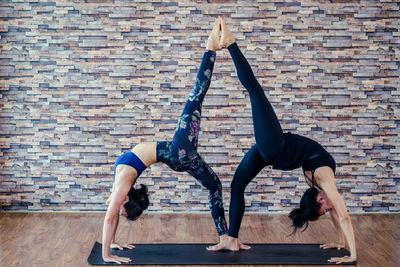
[289,187,321,234]
[124,184,149,221]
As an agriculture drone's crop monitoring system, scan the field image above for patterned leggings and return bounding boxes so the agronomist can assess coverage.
[156,50,228,236]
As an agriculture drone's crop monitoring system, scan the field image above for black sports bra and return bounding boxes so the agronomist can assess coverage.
[303,170,322,190]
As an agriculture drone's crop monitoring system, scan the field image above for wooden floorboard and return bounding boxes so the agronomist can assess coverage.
[0,212,398,267]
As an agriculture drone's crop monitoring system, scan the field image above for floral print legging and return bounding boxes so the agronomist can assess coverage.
[156,50,228,235]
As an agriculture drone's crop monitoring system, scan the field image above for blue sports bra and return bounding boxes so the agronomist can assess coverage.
[114,152,147,179]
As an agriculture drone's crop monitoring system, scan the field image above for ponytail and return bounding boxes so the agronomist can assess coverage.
[124,184,149,221]
[289,187,321,234]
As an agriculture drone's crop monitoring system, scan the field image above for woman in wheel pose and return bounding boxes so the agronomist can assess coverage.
[207,18,356,265]
[102,19,228,264]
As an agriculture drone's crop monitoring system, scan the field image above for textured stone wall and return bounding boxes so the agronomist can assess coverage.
[0,0,399,213]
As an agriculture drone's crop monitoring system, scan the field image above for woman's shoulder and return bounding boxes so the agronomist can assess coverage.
[314,166,336,187]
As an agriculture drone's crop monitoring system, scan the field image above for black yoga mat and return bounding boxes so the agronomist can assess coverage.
[88,242,356,265]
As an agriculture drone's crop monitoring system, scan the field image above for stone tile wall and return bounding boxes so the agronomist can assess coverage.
[0,0,398,213]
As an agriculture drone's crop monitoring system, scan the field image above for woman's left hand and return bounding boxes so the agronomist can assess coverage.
[111,242,135,250]
[328,255,356,264]
[320,242,345,250]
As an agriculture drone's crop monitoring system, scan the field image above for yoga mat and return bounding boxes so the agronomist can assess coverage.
[88,242,356,265]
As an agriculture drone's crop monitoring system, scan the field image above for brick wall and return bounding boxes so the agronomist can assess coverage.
[1,0,399,212]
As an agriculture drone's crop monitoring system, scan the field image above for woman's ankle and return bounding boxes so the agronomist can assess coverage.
[219,234,228,241]
[227,235,238,242]
[226,41,236,49]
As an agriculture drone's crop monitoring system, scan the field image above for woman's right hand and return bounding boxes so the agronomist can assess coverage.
[103,254,132,264]
[111,242,135,250]
[320,242,345,250]
[328,255,357,264]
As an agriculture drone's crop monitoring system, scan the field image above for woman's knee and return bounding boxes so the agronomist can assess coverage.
[230,176,246,195]
[239,76,260,92]
[204,177,222,194]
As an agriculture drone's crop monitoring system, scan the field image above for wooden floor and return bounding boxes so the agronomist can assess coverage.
[0,212,398,267]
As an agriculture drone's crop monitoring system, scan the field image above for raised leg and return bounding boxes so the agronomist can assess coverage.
[227,42,284,160]
[171,50,216,152]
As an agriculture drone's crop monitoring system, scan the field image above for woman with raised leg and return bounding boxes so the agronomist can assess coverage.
[102,19,228,264]
[208,18,356,265]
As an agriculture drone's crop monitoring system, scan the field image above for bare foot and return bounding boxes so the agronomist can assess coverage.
[207,234,232,251]
[206,18,222,52]
[238,240,251,250]
[207,236,251,251]
[220,17,235,47]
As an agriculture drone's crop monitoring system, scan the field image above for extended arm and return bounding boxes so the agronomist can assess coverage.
[320,209,346,250]
[317,167,356,263]
[102,167,135,264]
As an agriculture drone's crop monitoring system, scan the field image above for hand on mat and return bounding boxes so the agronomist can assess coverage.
[111,242,135,250]
[320,242,345,250]
[103,255,132,264]
[328,255,356,264]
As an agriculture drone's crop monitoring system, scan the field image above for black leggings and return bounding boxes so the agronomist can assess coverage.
[227,43,284,238]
